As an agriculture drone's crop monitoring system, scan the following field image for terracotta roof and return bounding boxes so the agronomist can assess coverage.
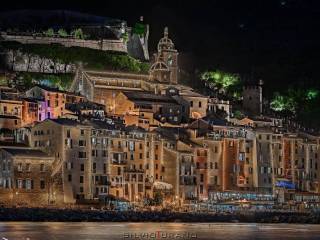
[123,91,178,104]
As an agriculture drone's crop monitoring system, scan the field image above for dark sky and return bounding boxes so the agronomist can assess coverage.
[2,0,320,94]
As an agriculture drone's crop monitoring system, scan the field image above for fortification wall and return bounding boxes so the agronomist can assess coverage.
[1,33,127,53]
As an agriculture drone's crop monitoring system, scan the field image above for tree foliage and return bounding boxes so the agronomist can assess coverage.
[270,88,320,120]
[16,72,74,90]
[58,28,68,38]
[43,28,54,37]
[71,28,84,39]
[201,69,242,98]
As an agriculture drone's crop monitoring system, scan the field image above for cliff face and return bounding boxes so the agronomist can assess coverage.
[4,50,75,74]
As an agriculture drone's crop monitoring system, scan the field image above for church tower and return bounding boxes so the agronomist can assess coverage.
[150,27,179,84]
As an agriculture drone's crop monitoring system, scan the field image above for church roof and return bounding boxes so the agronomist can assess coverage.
[150,61,170,72]
[123,91,177,104]
[157,27,175,52]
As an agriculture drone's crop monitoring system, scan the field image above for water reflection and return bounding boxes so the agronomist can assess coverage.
[0,222,319,240]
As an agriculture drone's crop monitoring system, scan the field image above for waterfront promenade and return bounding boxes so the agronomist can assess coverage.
[0,207,319,223]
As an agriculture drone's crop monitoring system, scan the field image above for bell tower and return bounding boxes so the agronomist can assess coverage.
[151,27,179,84]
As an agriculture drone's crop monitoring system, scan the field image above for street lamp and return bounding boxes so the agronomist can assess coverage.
[14,191,18,206]
[134,195,139,211]
[175,195,180,211]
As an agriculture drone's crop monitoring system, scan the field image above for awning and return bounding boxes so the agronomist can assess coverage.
[153,181,173,190]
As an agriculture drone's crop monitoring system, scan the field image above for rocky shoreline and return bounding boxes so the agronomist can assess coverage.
[0,208,319,223]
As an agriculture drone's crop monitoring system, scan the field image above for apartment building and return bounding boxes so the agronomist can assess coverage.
[0,147,54,205]
[31,118,94,203]
[114,91,184,129]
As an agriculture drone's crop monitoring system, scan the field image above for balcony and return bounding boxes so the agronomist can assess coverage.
[94,176,110,186]
[124,168,144,173]
[111,159,127,165]
[180,176,197,185]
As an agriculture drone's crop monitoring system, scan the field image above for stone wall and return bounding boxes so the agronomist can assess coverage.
[1,33,127,53]
[4,50,75,73]
[0,189,50,206]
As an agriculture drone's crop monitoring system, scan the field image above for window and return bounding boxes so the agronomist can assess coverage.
[155,154,158,160]
[239,152,245,161]
[66,162,73,170]
[200,174,204,182]
[79,140,86,146]
[214,176,218,184]
[190,101,193,107]
[17,179,23,189]
[79,152,86,158]
[80,164,84,171]
[139,153,143,159]
[80,176,84,183]
[26,179,33,190]
[40,163,45,172]
[102,150,107,157]
[26,163,31,172]
[198,101,202,108]
[17,163,22,172]
[214,162,218,169]
[80,129,85,136]
[200,185,203,194]
[40,179,45,189]
[68,174,72,182]
[139,143,143,149]
[80,187,84,193]
[67,129,71,138]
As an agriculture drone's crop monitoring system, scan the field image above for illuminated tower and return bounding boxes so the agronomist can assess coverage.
[150,27,179,84]
[242,79,263,115]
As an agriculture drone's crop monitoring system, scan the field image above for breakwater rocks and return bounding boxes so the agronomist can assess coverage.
[0,208,319,223]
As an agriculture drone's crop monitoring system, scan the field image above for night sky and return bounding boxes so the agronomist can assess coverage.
[1,0,320,95]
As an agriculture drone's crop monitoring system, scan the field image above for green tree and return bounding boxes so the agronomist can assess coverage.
[71,28,84,39]
[44,28,55,37]
[201,69,241,97]
[58,28,68,38]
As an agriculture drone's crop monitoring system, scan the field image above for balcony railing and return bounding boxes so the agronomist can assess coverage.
[111,159,127,165]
